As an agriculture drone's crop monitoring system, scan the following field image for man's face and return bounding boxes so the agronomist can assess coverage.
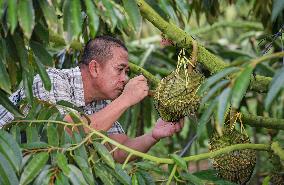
[95,47,129,100]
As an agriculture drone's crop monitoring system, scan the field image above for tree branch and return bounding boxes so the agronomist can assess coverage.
[242,113,284,130]
[137,0,272,93]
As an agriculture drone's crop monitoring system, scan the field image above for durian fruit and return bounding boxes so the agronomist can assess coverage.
[209,128,256,184]
[270,173,284,185]
[153,47,204,122]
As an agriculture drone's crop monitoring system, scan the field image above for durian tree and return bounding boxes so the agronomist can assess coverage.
[0,0,284,184]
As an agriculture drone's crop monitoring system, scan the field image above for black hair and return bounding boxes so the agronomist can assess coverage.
[80,35,128,65]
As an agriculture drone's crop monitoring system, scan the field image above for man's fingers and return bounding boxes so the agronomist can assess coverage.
[135,75,147,81]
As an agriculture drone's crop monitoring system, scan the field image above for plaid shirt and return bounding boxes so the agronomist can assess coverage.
[0,67,124,135]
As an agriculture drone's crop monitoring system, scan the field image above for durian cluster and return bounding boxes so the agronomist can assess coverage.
[153,48,204,121]
[209,128,256,184]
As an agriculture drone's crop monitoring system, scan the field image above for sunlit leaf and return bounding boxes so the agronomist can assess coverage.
[198,67,238,95]
[18,0,35,39]
[38,0,58,33]
[231,65,254,109]
[217,87,232,125]
[63,0,82,44]
[84,0,100,38]
[7,0,17,33]
[197,99,217,139]
[201,80,230,105]
[93,141,115,169]
[122,0,142,33]
[265,66,284,110]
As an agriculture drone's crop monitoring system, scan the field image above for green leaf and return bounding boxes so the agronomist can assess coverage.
[7,0,17,33]
[56,153,70,174]
[20,154,32,172]
[38,0,58,33]
[73,132,88,160]
[169,154,187,170]
[84,0,99,38]
[12,33,29,71]
[0,57,11,94]
[0,0,5,18]
[73,155,95,185]
[34,58,52,91]
[47,123,59,146]
[0,89,24,118]
[0,153,19,185]
[217,87,232,125]
[19,152,49,185]
[22,69,34,106]
[63,0,82,44]
[93,141,115,169]
[18,0,35,39]
[26,125,39,143]
[135,161,166,175]
[30,41,53,67]
[122,0,142,33]
[231,65,254,108]
[180,173,204,185]
[112,164,131,185]
[57,154,88,185]
[262,176,270,185]
[68,164,88,185]
[21,141,49,150]
[33,165,52,185]
[198,67,238,95]
[131,174,139,185]
[200,80,230,105]
[137,170,155,185]
[0,130,22,173]
[265,67,284,110]
[197,100,217,139]
[136,172,146,185]
[55,172,70,185]
[272,0,284,21]
[93,162,115,185]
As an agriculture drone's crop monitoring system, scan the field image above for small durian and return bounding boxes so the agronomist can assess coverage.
[153,69,204,121]
[209,128,256,184]
[153,46,204,122]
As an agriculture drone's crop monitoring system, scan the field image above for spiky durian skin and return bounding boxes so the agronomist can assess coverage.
[209,129,256,185]
[153,70,204,122]
[270,173,284,185]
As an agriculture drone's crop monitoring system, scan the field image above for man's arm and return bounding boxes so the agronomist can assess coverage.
[109,118,184,163]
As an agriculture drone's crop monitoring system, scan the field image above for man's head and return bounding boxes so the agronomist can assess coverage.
[80,36,130,101]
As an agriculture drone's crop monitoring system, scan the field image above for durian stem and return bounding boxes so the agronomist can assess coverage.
[241,113,284,130]
[136,0,272,93]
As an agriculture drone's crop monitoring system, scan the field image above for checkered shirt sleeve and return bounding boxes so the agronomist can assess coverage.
[0,67,125,135]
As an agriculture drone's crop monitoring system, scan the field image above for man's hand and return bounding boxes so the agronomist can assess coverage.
[151,118,184,141]
[120,75,149,106]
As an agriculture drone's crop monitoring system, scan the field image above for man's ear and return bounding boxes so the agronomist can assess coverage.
[88,60,99,77]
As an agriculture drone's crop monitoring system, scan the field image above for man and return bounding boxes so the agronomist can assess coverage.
[0,36,183,163]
